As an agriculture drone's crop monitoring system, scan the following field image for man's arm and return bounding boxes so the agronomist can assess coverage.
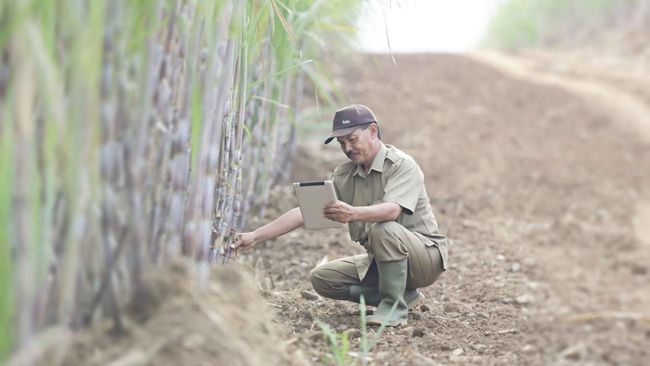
[324,201,400,223]
[233,207,304,251]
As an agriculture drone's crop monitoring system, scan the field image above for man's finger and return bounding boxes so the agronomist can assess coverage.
[324,206,341,213]
[324,214,337,222]
[323,210,338,217]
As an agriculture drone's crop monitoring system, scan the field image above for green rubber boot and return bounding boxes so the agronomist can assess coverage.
[366,259,409,327]
[349,285,424,309]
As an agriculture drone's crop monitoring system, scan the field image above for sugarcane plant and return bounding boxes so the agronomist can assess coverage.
[0,0,363,363]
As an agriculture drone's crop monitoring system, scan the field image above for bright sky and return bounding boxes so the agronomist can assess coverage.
[356,0,504,53]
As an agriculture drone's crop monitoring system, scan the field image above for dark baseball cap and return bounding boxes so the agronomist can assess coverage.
[324,104,381,144]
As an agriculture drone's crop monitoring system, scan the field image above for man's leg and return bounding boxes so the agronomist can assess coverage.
[365,221,444,326]
[310,257,427,308]
[367,221,444,290]
[309,255,378,301]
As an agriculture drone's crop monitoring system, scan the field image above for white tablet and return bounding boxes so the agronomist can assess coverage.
[292,180,345,229]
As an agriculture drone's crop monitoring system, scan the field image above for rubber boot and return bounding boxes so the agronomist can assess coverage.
[366,259,409,327]
[349,285,424,309]
[349,285,381,306]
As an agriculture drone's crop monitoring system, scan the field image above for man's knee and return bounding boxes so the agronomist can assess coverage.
[309,264,349,300]
[310,265,336,297]
[368,221,402,243]
[367,221,408,260]
[309,266,326,294]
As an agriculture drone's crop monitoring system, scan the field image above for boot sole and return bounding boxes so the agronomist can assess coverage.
[366,317,408,327]
[365,292,424,327]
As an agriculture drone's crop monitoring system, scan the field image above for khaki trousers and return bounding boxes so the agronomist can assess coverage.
[310,221,444,301]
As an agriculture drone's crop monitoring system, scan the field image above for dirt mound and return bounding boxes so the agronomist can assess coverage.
[62,261,309,366]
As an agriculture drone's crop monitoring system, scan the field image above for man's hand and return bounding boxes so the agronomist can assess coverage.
[232,231,258,253]
[323,201,357,223]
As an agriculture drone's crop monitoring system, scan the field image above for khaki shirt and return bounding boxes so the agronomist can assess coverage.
[330,143,448,278]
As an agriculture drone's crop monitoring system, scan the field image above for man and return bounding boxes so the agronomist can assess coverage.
[233,104,448,326]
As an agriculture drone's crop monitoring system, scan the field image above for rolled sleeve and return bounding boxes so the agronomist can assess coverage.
[382,158,423,215]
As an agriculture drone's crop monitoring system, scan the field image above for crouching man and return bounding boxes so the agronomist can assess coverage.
[233,104,448,326]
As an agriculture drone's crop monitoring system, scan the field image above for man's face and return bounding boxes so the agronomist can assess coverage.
[336,124,377,165]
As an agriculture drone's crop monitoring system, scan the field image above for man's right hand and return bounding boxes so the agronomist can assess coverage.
[232,231,258,253]
[230,207,303,254]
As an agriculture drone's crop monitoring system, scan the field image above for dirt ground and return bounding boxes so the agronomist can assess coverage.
[59,260,312,366]
[61,50,650,366]
[247,52,650,365]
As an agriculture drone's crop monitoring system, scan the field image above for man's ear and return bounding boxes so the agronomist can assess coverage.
[369,123,379,139]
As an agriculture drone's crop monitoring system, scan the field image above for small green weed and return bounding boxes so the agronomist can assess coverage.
[317,296,396,366]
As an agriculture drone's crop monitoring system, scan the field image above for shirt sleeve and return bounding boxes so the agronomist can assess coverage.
[382,158,423,215]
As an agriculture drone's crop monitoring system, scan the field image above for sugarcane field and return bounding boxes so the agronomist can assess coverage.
[2,1,650,365]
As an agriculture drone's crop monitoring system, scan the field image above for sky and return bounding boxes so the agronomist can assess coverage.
[356,0,504,53]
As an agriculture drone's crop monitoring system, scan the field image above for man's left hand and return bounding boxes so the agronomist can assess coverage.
[323,201,357,223]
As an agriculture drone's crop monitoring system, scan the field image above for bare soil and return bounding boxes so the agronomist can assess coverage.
[250,53,650,365]
[61,261,310,366]
[63,51,650,366]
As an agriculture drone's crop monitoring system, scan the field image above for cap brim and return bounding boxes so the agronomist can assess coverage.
[323,126,360,144]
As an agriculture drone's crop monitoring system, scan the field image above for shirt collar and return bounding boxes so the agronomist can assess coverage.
[354,143,387,177]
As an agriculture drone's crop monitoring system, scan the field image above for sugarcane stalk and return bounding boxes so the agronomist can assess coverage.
[11,30,36,347]
[1,0,364,357]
